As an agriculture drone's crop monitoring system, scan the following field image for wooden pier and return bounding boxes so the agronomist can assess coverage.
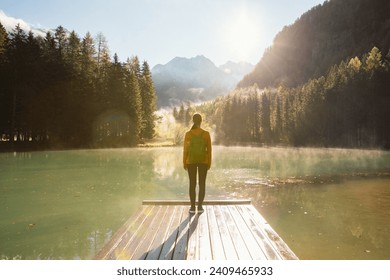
[95,200,298,260]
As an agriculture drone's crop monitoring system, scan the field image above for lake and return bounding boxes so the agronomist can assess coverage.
[0,146,389,259]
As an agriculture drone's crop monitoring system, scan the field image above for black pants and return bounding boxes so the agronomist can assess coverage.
[187,163,208,208]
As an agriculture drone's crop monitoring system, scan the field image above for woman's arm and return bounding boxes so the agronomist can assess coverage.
[183,132,189,170]
[206,132,212,169]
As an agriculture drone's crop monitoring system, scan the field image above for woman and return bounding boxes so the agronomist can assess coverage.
[183,113,212,214]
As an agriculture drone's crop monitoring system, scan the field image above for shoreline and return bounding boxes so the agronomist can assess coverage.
[0,140,388,153]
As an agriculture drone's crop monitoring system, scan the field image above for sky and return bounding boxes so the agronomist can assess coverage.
[0,0,325,68]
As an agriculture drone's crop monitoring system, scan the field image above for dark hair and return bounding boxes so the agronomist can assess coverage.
[191,113,202,130]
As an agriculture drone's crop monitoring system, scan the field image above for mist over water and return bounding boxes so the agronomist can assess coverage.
[0,146,389,259]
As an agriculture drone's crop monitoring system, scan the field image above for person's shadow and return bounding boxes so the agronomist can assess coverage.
[142,212,201,260]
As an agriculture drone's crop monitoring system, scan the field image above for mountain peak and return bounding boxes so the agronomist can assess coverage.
[0,10,49,37]
[152,55,254,107]
[167,55,215,67]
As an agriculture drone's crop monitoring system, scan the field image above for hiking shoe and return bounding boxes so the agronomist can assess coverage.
[189,207,196,214]
[197,206,204,213]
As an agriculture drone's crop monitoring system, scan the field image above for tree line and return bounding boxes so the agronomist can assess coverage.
[199,47,390,148]
[0,23,157,150]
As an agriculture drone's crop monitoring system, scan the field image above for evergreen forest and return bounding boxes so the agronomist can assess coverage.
[196,47,390,148]
[0,23,157,150]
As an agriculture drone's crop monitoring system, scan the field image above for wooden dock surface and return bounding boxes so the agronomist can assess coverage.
[95,200,298,260]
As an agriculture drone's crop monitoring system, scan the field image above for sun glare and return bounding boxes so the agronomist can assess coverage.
[224,10,262,62]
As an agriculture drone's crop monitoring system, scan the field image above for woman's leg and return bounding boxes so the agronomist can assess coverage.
[187,164,197,208]
[197,164,208,208]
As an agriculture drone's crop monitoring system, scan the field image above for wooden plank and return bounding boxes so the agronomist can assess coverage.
[172,208,191,260]
[142,200,251,205]
[228,205,267,260]
[206,205,226,260]
[132,205,167,260]
[94,204,147,259]
[245,205,298,260]
[198,207,212,260]
[158,205,184,260]
[186,213,199,260]
[220,205,251,260]
[236,205,282,260]
[97,205,154,260]
[213,205,238,260]
[116,205,159,260]
[145,205,174,260]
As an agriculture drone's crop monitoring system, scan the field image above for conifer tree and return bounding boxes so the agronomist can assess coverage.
[364,47,384,72]
[126,67,143,143]
[0,22,7,58]
[0,22,9,139]
[140,61,157,139]
[42,31,56,63]
[7,24,28,142]
[260,94,271,143]
[81,32,96,82]
[129,55,142,79]
[54,26,67,60]
[65,31,82,73]
[95,32,111,78]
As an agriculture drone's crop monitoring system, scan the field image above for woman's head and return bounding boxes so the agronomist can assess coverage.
[193,113,202,125]
[191,113,202,129]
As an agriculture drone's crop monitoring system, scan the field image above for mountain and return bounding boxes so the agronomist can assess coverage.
[219,61,255,88]
[238,0,390,89]
[0,10,49,37]
[152,55,253,107]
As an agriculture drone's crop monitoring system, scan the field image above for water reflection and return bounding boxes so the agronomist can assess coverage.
[153,148,177,179]
[214,147,389,180]
[234,179,390,259]
[0,146,389,259]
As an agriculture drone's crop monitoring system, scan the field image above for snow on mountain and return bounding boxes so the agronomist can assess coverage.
[0,10,49,37]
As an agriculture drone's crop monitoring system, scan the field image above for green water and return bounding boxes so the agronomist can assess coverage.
[0,147,389,259]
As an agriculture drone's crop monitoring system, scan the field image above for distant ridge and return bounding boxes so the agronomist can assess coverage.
[152,55,253,107]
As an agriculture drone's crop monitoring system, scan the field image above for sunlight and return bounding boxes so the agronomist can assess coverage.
[224,9,262,61]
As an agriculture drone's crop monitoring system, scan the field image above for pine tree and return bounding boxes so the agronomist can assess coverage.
[260,94,271,143]
[65,31,82,73]
[126,67,143,144]
[129,56,142,79]
[140,61,157,139]
[7,24,28,142]
[95,32,111,78]
[95,33,111,112]
[184,104,192,126]
[81,32,96,82]
[364,47,384,72]
[0,22,9,140]
[0,22,7,58]
[24,31,44,141]
[42,31,56,63]
[173,107,179,121]
[54,26,67,60]
[178,104,185,124]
